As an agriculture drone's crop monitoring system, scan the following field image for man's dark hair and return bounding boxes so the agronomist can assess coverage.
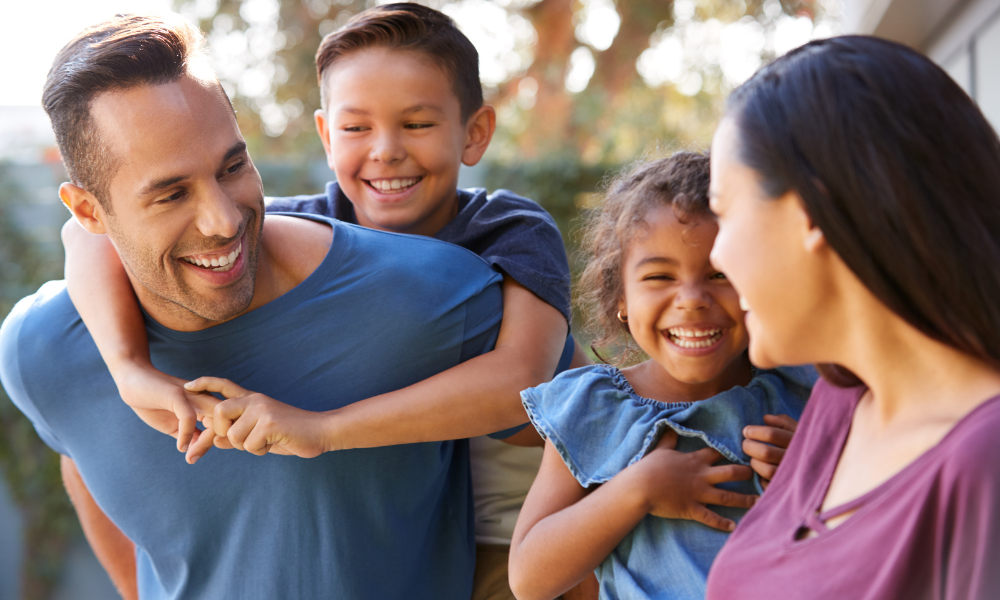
[315,3,483,122]
[727,35,1000,387]
[42,13,207,211]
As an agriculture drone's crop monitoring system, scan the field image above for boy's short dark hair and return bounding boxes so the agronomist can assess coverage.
[315,3,483,122]
[42,13,207,211]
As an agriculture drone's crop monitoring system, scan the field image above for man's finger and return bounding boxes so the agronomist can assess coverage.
[184,376,250,399]
[186,391,221,419]
[185,427,216,464]
[742,438,785,464]
[213,398,249,438]
[225,411,259,452]
[214,436,234,450]
[243,426,273,457]
[689,506,737,532]
[705,463,753,484]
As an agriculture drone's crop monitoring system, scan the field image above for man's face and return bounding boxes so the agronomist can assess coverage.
[317,47,478,237]
[91,72,265,331]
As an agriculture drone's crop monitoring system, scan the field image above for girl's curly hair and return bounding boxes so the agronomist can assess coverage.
[577,152,712,364]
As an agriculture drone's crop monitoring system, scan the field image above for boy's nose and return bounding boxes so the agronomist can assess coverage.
[369,131,406,164]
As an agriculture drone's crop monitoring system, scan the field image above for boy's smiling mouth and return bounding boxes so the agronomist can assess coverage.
[364,176,423,194]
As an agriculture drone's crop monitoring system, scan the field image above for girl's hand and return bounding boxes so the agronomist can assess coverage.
[630,429,756,531]
[183,377,331,460]
[742,414,798,489]
[113,363,219,454]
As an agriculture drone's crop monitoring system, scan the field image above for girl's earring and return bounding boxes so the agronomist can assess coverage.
[617,311,628,323]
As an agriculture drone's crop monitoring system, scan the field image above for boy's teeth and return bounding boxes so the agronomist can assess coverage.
[370,177,418,192]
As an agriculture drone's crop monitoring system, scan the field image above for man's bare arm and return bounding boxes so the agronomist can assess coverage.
[61,456,137,600]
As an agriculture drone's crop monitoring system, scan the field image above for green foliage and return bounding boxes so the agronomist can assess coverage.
[0,162,77,600]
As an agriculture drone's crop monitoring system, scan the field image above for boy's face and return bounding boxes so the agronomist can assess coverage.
[316,47,494,237]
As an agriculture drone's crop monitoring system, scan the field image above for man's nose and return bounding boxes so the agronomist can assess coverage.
[194,180,243,239]
[369,130,406,164]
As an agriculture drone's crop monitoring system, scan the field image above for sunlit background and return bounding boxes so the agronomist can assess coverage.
[3,0,999,597]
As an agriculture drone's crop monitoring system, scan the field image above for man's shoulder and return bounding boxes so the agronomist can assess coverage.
[1,281,76,355]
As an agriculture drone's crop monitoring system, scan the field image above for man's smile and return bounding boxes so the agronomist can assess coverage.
[180,241,242,272]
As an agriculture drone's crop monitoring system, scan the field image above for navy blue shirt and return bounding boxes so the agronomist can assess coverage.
[1,217,502,600]
[266,182,573,324]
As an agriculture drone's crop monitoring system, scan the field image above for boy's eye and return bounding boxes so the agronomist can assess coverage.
[404,123,434,130]
[342,125,368,132]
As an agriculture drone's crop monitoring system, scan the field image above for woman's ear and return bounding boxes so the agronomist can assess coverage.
[786,191,826,253]
[60,182,108,235]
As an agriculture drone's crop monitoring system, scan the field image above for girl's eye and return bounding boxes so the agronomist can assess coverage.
[710,272,728,280]
[644,274,675,281]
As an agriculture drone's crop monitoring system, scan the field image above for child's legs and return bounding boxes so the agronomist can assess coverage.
[471,543,516,600]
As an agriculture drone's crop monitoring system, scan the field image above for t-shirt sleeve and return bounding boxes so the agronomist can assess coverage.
[521,366,672,487]
[940,409,1000,600]
[0,293,71,457]
[449,190,572,324]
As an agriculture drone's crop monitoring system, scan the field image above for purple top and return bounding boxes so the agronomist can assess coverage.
[706,377,1000,600]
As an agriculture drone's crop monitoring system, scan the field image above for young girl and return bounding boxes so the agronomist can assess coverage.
[508,152,814,600]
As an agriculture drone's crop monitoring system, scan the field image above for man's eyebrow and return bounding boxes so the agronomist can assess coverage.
[137,141,247,197]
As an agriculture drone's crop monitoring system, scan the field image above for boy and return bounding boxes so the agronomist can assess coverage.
[63,4,594,599]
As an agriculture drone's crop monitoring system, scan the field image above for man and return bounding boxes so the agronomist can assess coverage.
[0,13,502,599]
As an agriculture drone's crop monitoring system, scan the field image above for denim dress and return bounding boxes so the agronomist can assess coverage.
[520,364,816,600]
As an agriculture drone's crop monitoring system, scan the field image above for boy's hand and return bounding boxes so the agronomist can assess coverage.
[113,364,219,454]
[630,429,756,532]
[742,414,798,489]
[183,377,329,460]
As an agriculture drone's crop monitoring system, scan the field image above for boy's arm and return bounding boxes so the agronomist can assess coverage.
[197,278,568,455]
[62,219,203,451]
[61,456,138,600]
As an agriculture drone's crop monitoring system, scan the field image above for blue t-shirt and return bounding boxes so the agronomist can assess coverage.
[266,181,572,324]
[520,364,816,600]
[0,217,502,600]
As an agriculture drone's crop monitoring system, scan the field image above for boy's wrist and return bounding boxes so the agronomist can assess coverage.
[319,409,352,453]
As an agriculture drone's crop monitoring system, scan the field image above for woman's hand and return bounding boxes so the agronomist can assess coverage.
[629,429,756,531]
[742,414,798,489]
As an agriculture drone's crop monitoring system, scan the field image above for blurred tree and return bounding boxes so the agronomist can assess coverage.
[0,162,78,600]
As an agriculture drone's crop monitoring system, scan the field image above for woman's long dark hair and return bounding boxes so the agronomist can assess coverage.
[727,36,1000,387]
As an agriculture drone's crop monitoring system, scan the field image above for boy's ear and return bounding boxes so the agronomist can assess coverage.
[315,109,334,163]
[461,105,496,167]
[60,182,108,235]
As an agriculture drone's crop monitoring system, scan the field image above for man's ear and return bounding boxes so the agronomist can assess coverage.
[461,105,496,167]
[314,109,334,166]
[60,182,108,235]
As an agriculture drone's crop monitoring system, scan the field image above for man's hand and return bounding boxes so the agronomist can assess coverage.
[113,363,220,457]
[184,377,330,460]
[629,429,756,532]
[742,414,798,489]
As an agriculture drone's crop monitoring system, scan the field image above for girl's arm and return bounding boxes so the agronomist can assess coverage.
[191,278,569,457]
[508,433,759,600]
[62,219,205,452]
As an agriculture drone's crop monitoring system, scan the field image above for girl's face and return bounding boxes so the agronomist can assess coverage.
[708,117,832,368]
[619,204,749,388]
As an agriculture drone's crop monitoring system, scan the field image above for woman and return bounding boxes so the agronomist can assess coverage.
[705,36,1000,599]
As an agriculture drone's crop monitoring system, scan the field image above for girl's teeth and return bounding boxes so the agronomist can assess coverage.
[666,327,724,349]
[739,296,750,311]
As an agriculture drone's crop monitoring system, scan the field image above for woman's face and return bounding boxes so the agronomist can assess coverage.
[708,117,833,369]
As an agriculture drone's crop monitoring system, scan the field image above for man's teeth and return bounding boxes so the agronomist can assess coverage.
[739,296,751,311]
[667,327,723,349]
[369,177,419,192]
[181,242,242,272]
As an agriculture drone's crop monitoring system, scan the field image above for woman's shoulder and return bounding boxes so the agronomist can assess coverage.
[935,394,1000,484]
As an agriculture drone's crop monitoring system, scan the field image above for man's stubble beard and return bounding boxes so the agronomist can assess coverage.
[106,205,265,325]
